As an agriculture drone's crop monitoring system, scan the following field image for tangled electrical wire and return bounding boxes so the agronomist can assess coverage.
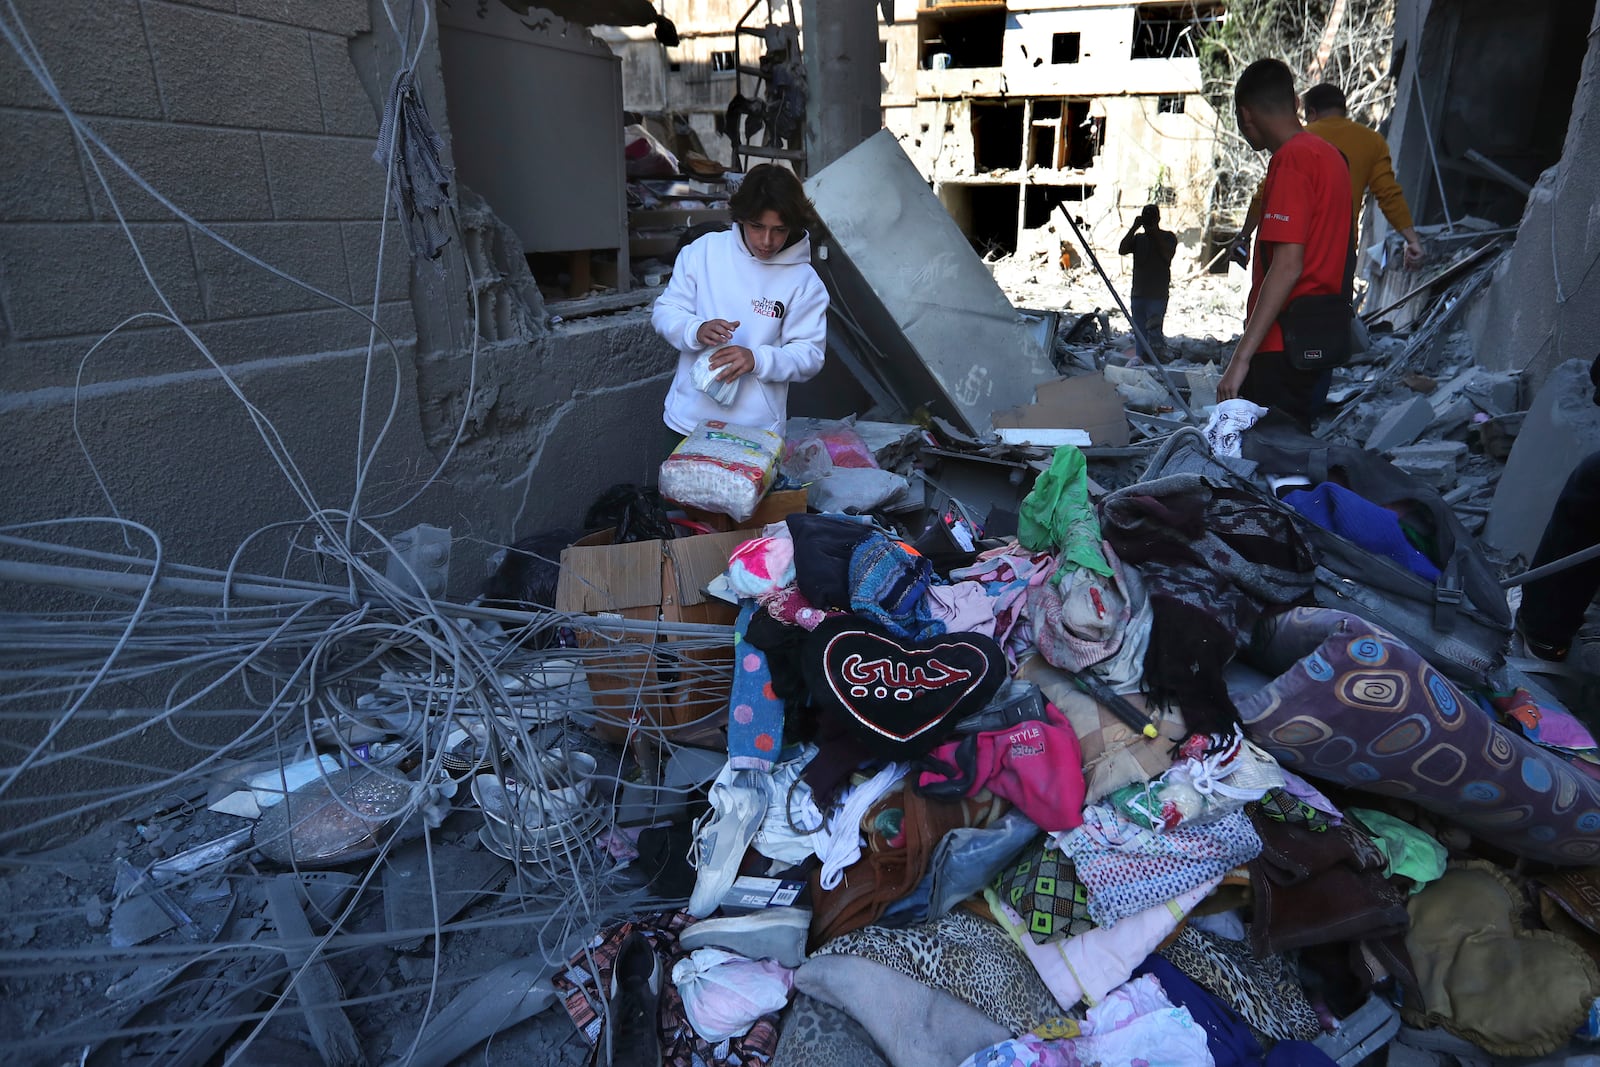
[0,0,722,1062]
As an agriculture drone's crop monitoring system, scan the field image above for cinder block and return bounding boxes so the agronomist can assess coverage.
[1484,358,1600,558]
[1389,440,1468,468]
[235,0,371,36]
[262,134,386,219]
[0,111,92,221]
[143,3,322,131]
[86,120,273,223]
[1462,370,1520,416]
[0,0,163,118]
[1426,395,1476,434]
[1390,456,1457,492]
[1365,395,1435,453]
[310,33,380,137]
[341,222,413,305]
[0,223,205,340]
[192,222,352,320]
[0,300,411,395]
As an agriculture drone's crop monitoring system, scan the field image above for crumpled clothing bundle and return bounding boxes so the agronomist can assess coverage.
[951,543,1061,661]
[1204,398,1267,458]
[1054,805,1262,927]
[954,974,1217,1067]
[1101,474,1315,737]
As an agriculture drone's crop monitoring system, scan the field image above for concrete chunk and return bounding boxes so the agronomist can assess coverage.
[262,134,386,219]
[0,223,205,341]
[0,0,163,117]
[191,222,351,319]
[1365,395,1435,452]
[1484,358,1600,558]
[0,111,92,222]
[1462,370,1520,416]
[1390,455,1457,492]
[1390,440,1468,468]
[1427,396,1477,434]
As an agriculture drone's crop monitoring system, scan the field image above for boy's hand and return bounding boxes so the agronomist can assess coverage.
[697,318,740,347]
[709,346,755,383]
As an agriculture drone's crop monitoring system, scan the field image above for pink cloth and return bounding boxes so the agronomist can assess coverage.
[950,542,1061,661]
[919,701,1087,832]
[758,584,832,630]
[925,581,1000,638]
[729,536,796,599]
[991,880,1218,1009]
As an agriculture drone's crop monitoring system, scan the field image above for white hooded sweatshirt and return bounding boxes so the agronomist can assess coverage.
[651,225,829,435]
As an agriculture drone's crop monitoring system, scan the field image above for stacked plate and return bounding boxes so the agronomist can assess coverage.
[471,749,603,863]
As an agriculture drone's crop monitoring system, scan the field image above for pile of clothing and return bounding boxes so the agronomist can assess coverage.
[579,440,1600,1067]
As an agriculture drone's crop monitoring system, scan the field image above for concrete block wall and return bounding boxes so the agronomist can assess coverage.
[0,0,673,570]
[0,0,680,844]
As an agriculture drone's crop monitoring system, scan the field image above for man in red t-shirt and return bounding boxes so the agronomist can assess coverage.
[1218,58,1352,427]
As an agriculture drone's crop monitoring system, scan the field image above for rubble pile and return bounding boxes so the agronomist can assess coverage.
[4,320,1599,1065]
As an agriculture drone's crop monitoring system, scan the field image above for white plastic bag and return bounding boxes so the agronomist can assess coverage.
[671,947,793,1043]
[659,421,783,521]
[691,349,741,406]
[807,467,911,513]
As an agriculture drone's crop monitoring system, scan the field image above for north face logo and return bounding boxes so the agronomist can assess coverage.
[751,297,786,319]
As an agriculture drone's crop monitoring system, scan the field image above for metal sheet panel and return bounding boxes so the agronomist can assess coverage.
[805,130,1058,433]
[438,3,625,254]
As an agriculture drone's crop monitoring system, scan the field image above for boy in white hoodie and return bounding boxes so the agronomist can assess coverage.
[651,165,829,441]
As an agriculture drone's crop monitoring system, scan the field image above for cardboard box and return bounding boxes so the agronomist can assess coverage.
[556,530,747,741]
[680,488,808,534]
[991,374,1131,447]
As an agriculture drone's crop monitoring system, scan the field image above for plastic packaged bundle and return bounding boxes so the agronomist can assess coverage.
[660,420,783,522]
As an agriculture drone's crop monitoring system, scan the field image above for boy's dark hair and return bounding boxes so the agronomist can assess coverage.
[1302,82,1348,115]
[1235,58,1297,115]
[729,164,816,233]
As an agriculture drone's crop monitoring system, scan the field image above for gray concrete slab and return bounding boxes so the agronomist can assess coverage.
[805,131,1058,433]
[1484,358,1600,559]
[1366,395,1436,453]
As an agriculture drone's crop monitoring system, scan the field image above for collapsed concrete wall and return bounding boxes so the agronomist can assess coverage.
[1468,5,1600,393]
[1387,0,1600,395]
[0,0,674,840]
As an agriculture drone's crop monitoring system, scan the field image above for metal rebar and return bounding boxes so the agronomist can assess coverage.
[1410,66,1455,233]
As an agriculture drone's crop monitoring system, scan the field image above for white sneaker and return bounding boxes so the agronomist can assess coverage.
[678,905,812,968]
[686,764,770,918]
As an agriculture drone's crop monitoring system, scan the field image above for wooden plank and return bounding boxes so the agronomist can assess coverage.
[265,875,366,1067]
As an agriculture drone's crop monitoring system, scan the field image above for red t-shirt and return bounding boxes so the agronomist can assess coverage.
[1249,132,1352,353]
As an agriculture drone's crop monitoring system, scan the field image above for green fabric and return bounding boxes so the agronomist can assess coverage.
[1348,808,1447,892]
[993,837,1096,944]
[1017,445,1113,576]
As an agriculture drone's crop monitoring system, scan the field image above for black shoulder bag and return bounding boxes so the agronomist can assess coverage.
[1278,221,1358,370]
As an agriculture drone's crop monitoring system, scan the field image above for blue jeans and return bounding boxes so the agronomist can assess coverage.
[1130,295,1169,358]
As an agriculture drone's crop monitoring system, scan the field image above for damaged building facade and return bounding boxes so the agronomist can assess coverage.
[880,0,1223,260]
[0,0,680,829]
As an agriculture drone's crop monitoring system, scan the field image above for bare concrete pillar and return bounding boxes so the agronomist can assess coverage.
[801,0,882,172]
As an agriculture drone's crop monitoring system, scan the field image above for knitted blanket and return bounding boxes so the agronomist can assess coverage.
[1101,474,1315,736]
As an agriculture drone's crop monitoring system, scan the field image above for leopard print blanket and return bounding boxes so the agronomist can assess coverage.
[811,909,1063,1035]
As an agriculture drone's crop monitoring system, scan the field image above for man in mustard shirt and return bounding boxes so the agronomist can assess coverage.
[1234,82,1425,269]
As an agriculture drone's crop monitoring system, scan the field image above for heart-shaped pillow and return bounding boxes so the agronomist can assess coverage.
[805,617,1006,759]
[1405,860,1600,1056]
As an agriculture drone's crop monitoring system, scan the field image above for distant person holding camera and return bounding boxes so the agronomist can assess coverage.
[1118,203,1179,362]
